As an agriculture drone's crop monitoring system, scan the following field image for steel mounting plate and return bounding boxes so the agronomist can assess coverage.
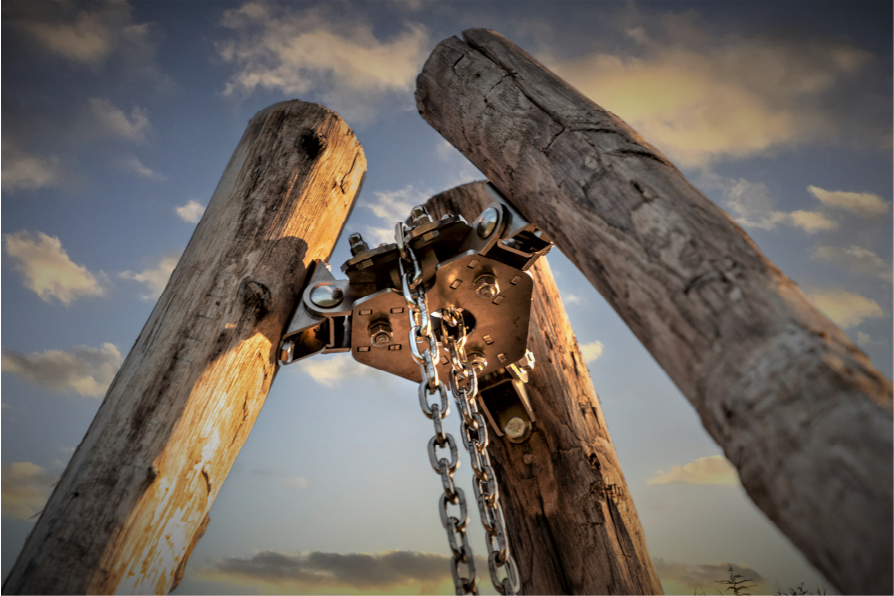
[350,251,533,383]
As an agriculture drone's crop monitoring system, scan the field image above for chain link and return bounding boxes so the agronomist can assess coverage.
[400,219,519,596]
[441,307,520,596]
[401,227,479,596]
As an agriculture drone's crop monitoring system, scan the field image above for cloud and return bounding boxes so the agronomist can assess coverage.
[296,354,370,388]
[786,210,838,234]
[652,558,764,595]
[363,185,430,223]
[1,141,63,193]
[564,294,584,305]
[546,11,886,166]
[2,342,123,398]
[807,186,889,216]
[89,98,150,141]
[579,341,604,363]
[119,254,180,299]
[217,3,429,123]
[807,289,885,329]
[701,175,837,234]
[1,462,58,520]
[121,156,165,181]
[812,245,892,283]
[364,226,396,247]
[278,477,310,491]
[648,455,739,486]
[4,231,106,305]
[359,185,434,247]
[857,332,872,347]
[175,200,206,223]
[8,0,154,67]
[193,550,472,594]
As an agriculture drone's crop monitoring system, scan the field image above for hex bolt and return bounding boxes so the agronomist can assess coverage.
[309,283,344,308]
[477,207,499,238]
[468,352,487,374]
[369,322,393,347]
[504,417,531,443]
[348,232,370,256]
[410,205,432,225]
[280,339,294,363]
[516,349,535,372]
[475,274,500,299]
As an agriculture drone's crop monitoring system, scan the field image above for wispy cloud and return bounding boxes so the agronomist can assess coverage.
[652,558,765,595]
[296,354,370,388]
[856,332,887,349]
[648,455,739,486]
[217,2,429,123]
[89,98,150,141]
[807,186,889,216]
[1,141,63,193]
[4,231,106,305]
[8,0,156,68]
[193,550,472,594]
[278,477,310,491]
[2,343,123,398]
[119,254,180,300]
[121,156,165,181]
[564,294,584,305]
[175,200,206,223]
[546,10,886,167]
[812,245,892,283]
[361,185,433,246]
[579,341,604,363]
[1,462,59,520]
[700,175,837,234]
[807,289,885,329]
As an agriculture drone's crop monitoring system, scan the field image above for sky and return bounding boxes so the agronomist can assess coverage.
[1,1,891,594]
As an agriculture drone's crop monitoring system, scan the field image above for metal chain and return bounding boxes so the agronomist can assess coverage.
[399,223,479,596]
[441,307,520,596]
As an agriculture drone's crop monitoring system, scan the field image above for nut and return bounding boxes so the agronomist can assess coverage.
[475,274,499,299]
[369,322,393,347]
[516,349,535,372]
[410,205,432,225]
[468,352,487,374]
[348,233,370,256]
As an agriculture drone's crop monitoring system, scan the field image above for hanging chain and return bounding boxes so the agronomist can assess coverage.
[399,223,479,595]
[441,307,520,596]
[398,218,520,596]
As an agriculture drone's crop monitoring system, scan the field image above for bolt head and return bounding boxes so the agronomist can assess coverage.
[477,207,499,238]
[475,274,499,299]
[369,322,393,347]
[504,417,531,442]
[310,283,343,308]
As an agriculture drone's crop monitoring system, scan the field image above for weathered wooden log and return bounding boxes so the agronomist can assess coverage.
[416,30,893,595]
[427,182,663,595]
[3,100,366,595]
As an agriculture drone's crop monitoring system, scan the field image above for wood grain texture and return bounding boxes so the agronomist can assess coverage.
[427,182,663,595]
[3,100,366,595]
[417,30,893,595]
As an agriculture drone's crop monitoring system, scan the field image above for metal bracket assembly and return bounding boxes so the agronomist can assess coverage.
[279,183,552,440]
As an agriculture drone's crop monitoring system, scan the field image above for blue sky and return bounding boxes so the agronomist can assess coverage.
[2,1,891,594]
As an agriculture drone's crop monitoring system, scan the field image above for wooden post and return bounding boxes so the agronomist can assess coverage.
[416,30,893,595]
[3,100,366,595]
[426,182,663,595]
